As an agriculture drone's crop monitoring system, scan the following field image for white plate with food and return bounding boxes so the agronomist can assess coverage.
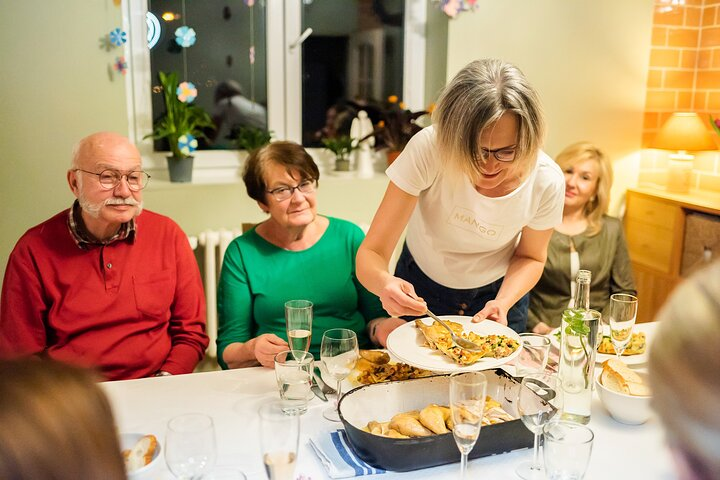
[386,315,522,373]
[549,322,654,365]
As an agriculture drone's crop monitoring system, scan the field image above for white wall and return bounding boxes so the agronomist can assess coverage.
[446,0,654,213]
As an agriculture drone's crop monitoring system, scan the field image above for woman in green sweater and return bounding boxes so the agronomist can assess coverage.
[216,142,401,369]
[528,142,636,333]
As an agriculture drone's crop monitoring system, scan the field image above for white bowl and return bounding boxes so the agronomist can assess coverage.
[120,433,162,479]
[595,373,652,425]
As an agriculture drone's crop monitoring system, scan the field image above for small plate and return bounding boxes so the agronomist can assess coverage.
[548,322,654,365]
[386,316,522,373]
[120,433,161,479]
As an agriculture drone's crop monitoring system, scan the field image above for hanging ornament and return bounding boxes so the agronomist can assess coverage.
[175,26,197,48]
[249,46,255,65]
[176,81,198,103]
[113,56,128,75]
[178,134,198,156]
[435,0,479,18]
[109,27,127,47]
[244,0,255,6]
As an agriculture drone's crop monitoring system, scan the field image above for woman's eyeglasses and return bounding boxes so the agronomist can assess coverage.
[476,147,517,163]
[267,179,317,201]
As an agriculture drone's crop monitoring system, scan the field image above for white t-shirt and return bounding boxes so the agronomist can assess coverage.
[386,126,565,289]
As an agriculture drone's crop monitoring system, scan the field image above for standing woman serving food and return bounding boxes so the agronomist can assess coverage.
[356,59,565,333]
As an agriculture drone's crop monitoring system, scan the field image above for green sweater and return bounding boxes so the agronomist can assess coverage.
[528,216,636,330]
[216,217,386,368]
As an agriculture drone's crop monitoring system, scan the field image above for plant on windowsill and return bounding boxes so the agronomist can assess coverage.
[144,71,215,183]
[371,95,432,165]
[322,135,358,172]
[231,125,273,153]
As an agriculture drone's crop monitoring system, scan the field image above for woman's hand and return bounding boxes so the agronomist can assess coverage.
[368,317,407,347]
[379,277,427,318]
[252,334,289,368]
[472,299,509,325]
[532,322,553,334]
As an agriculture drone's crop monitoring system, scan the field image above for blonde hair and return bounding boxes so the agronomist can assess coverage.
[0,359,126,480]
[555,142,613,236]
[432,58,545,182]
[649,261,720,480]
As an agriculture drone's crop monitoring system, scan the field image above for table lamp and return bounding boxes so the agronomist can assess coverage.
[652,112,717,193]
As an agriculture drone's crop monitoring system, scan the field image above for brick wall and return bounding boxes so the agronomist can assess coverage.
[641,0,720,192]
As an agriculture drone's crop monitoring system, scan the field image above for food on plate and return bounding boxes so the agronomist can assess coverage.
[415,319,519,366]
[597,332,646,356]
[362,397,514,439]
[353,349,433,385]
[600,358,651,396]
[122,434,158,472]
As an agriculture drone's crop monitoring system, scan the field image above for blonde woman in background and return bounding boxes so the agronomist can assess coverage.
[649,260,720,480]
[0,359,126,480]
[527,142,635,333]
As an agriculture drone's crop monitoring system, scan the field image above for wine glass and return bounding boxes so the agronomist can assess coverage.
[608,294,638,358]
[320,328,359,422]
[516,373,563,480]
[259,401,300,480]
[449,371,488,480]
[285,300,313,353]
[165,413,217,480]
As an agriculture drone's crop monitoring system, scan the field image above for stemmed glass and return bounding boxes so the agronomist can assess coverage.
[516,373,563,480]
[165,413,217,480]
[259,401,300,480]
[449,371,488,480]
[609,293,638,358]
[285,300,313,353]
[320,328,359,422]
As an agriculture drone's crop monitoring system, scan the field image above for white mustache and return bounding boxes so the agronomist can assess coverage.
[104,198,141,206]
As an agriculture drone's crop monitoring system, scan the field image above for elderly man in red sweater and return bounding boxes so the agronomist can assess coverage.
[0,132,208,380]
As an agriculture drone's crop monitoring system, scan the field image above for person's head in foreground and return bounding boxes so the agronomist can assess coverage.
[0,359,125,480]
[432,58,545,193]
[649,260,720,480]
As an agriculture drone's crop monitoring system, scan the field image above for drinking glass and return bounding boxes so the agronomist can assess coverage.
[320,328,359,422]
[608,294,638,358]
[274,350,314,415]
[515,333,551,377]
[516,373,563,480]
[285,300,313,352]
[259,401,300,480]
[165,413,217,480]
[449,371,488,480]
[543,420,594,480]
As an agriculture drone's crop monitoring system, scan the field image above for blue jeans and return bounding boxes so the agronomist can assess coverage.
[393,243,528,333]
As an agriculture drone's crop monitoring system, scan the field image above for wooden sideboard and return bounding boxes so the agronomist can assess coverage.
[624,187,720,323]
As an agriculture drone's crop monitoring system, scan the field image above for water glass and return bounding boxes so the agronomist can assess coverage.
[515,333,551,376]
[259,401,300,480]
[543,420,594,480]
[274,350,314,415]
[449,372,488,480]
[608,294,638,358]
[285,300,313,352]
[165,413,217,479]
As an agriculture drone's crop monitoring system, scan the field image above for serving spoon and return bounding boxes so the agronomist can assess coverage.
[424,309,484,352]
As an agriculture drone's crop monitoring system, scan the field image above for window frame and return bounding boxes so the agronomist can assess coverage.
[123,0,426,183]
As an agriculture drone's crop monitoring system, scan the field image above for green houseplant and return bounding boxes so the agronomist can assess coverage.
[231,125,273,152]
[321,135,357,172]
[144,71,215,182]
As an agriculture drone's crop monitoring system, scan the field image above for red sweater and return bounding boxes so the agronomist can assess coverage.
[0,209,208,380]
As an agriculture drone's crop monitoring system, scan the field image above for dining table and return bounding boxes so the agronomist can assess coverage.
[102,321,677,480]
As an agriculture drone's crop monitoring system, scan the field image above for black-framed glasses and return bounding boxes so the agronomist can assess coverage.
[477,146,517,163]
[266,179,317,201]
[74,169,151,191]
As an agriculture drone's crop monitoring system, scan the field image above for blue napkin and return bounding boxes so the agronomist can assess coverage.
[309,430,386,478]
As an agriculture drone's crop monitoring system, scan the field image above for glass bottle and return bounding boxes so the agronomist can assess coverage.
[572,270,591,311]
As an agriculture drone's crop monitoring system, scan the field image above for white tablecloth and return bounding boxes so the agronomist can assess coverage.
[102,323,677,480]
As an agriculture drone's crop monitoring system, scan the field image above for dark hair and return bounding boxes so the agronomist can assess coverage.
[0,359,126,480]
[242,141,320,203]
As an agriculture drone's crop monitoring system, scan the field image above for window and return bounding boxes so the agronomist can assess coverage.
[124,0,426,181]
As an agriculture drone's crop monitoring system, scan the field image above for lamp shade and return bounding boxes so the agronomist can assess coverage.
[653,112,717,151]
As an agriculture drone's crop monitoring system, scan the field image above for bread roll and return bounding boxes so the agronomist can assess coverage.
[124,434,158,472]
[601,358,651,396]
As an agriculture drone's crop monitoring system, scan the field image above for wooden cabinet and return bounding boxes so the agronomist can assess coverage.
[624,188,720,323]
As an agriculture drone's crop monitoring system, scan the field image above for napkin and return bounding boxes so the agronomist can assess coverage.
[309,430,386,478]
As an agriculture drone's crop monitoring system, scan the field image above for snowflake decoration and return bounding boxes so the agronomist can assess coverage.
[178,134,198,156]
[176,81,198,103]
[113,56,128,75]
[175,26,197,48]
[109,27,127,47]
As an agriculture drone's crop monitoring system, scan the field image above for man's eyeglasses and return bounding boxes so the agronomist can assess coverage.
[476,146,517,163]
[267,179,317,201]
[74,169,151,191]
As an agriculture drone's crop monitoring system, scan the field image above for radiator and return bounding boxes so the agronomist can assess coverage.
[188,228,243,358]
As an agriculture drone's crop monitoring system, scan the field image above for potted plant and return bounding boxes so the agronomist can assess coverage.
[373,95,431,165]
[145,71,215,182]
[322,135,357,172]
[231,125,273,152]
